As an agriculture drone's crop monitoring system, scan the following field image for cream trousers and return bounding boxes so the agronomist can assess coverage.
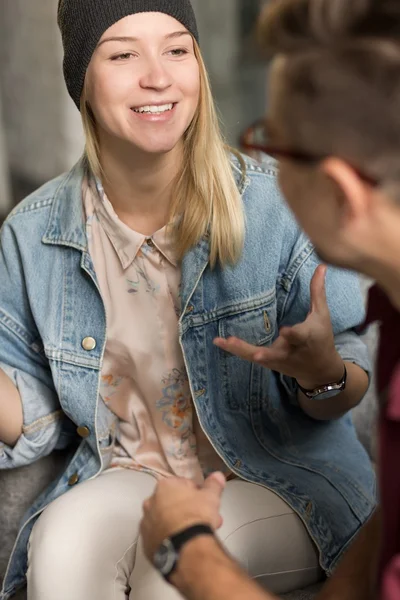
[27,469,322,599]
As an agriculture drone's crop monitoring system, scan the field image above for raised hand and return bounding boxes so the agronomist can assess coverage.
[214,265,344,389]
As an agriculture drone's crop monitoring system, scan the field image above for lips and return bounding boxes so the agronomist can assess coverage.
[132,103,175,114]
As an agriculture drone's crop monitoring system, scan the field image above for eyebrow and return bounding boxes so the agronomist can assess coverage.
[97,31,191,47]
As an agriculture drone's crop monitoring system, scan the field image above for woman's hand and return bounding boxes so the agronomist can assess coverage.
[214,265,344,388]
[0,368,23,447]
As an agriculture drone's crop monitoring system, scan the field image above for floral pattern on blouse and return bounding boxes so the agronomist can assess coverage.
[157,368,197,460]
[82,176,230,485]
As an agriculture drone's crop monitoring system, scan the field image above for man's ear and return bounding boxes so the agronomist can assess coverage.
[320,158,373,225]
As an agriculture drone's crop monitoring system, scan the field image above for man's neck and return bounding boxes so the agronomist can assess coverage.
[362,250,400,313]
[98,135,183,235]
[375,268,400,313]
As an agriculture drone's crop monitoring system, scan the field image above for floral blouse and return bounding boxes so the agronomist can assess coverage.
[83,177,229,484]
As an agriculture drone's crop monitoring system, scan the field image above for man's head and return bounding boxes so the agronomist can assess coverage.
[258,0,400,275]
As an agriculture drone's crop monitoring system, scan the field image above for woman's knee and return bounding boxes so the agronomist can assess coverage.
[222,511,319,573]
[218,481,322,594]
[28,488,116,579]
[27,470,156,597]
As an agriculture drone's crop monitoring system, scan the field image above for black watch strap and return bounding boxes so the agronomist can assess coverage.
[170,524,214,552]
[166,524,214,581]
[297,365,347,399]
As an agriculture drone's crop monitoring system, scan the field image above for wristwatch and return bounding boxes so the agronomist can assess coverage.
[297,365,347,400]
[153,524,214,582]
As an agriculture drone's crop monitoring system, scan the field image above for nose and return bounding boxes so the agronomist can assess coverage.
[139,57,173,92]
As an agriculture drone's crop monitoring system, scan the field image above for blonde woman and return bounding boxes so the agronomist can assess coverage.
[0,2,375,600]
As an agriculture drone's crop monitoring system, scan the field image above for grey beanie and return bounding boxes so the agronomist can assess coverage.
[58,0,199,109]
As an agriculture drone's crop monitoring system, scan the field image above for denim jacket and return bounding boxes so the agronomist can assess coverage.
[0,155,375,599]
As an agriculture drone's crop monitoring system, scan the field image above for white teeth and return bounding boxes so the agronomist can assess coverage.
[134,103,174,114]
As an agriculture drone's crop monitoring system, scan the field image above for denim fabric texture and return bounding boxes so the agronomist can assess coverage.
[0,155,375,599]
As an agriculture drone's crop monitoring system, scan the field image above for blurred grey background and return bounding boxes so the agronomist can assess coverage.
[0,0,267,218]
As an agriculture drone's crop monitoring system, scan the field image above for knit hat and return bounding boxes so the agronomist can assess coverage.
[58,0,199,109]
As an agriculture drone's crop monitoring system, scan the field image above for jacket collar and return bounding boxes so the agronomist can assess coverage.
[42,158,88,251]
[42,154,249,252]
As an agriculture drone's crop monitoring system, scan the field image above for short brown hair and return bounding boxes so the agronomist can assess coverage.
[258,0,400,186]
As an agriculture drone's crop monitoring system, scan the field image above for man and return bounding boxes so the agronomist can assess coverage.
[140,0,400,598]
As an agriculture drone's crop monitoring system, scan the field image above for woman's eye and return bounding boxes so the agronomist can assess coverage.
[112,53,134,61]
[167,48,188,57]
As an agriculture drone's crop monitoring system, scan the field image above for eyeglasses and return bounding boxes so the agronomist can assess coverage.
[239,118,379,187]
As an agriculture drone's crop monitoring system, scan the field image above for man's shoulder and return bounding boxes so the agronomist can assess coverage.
[381,555,400,600]
[388,365,400,420]
[365,285,400,414]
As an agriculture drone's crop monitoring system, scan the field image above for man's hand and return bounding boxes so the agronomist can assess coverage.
[140,472,226,562]
[214,265,344,389]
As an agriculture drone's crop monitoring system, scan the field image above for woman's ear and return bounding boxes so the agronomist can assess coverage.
[320,157,373,226]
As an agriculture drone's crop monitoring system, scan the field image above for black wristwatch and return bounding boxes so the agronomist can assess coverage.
[153,524,214,582]
[297,365,348,400]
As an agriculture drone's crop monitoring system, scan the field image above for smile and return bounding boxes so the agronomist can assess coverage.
[133,103,175,114]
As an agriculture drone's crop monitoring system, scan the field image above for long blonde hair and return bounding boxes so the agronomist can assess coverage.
[80,40,245,267]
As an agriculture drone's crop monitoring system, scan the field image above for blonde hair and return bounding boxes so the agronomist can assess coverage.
[80,40,245,268]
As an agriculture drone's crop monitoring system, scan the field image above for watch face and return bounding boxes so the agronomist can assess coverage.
[314,388,343,401]
[153,539,177,576]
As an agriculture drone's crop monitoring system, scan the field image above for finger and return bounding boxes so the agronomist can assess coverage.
[253,336,290,363]
[213,337,260,362]
[142,498,151,512]
[155,477,192,500]
[164,477,195,489]
[310,265,328,313]
[208,471,227,487]
[203,472,226,497]
[214,336,289,366]
[216,515,224,529]
[279,325,309,347]
[253,347,287,364]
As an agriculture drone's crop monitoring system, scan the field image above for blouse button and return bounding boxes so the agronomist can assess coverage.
[82,337,97,351]
[146,238,154,247]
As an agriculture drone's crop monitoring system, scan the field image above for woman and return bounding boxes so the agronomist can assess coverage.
[0,1,375,599]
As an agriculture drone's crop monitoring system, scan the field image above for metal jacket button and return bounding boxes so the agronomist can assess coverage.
[82,337,96,351]
[77,426,90,438]
[68,473,80,486]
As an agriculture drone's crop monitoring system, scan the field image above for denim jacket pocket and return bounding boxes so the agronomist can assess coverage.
[217,298,276,410]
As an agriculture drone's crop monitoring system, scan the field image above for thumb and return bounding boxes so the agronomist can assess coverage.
[310,264,328,313]
[203,472,226,497]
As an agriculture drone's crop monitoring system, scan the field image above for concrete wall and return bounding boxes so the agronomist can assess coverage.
[0,0,265,193]
[192,0,240,85]
[192,0,266,145]
[0,91,11,212]
[0,0,84,184]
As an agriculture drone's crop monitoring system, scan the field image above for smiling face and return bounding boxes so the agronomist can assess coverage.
[84,12,200,156]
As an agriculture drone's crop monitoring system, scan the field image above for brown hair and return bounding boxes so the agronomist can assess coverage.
[258,0,400,187]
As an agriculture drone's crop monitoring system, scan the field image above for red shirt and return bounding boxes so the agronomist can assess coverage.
[365,286,400,600]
